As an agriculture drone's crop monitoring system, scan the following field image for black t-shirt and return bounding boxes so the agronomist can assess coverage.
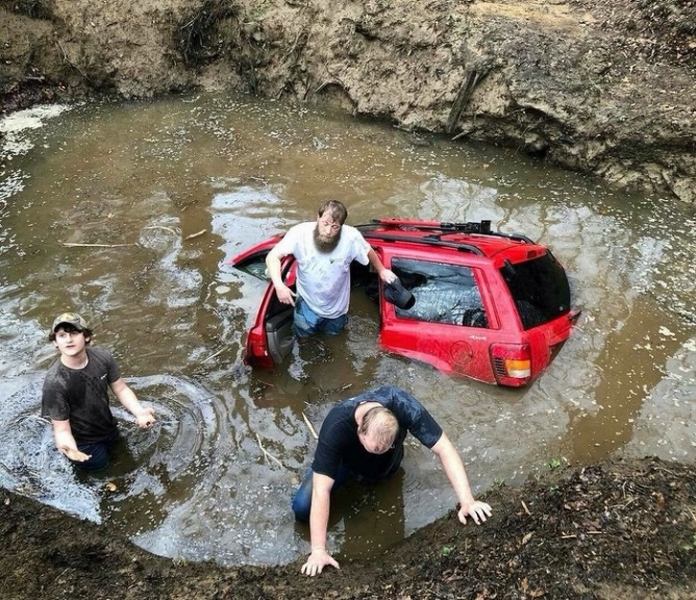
[311,386,443,482]
[41,346,121,444]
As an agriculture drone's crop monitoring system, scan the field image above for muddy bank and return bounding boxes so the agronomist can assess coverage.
[1,0,695,202]
[2,457,695,599]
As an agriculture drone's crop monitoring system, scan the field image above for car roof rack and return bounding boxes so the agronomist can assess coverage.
[356,219,535,250]
[360,230,485,255]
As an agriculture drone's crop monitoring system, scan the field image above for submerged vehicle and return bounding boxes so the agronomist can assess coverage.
[230,219,581,387]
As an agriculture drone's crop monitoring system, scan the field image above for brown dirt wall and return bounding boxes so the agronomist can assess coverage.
[1,0,695,202]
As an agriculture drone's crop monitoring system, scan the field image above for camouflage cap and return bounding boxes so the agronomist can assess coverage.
[52,312,89,332]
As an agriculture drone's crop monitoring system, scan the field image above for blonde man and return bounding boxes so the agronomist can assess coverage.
[292,386,492,576]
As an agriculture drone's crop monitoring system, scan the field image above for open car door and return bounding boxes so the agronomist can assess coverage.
[229,237,296,368]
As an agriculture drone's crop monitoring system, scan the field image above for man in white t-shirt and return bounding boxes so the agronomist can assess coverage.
[265,200,396,338]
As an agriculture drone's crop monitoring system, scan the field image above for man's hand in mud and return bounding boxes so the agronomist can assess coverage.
[61,447,92,462]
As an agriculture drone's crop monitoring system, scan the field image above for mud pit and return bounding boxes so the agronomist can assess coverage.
[1,0,696,598]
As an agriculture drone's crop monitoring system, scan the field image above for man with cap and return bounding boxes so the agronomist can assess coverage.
[292,386,492,576]
[265,199,397,340]
[42,312,156,471]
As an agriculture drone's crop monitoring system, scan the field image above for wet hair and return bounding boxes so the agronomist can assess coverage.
[358,406,398,449]
[317,200,348,225]
[49,323,93,344]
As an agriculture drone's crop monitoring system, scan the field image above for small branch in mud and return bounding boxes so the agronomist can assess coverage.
[143,225,178,236]
[521,500,532,515]
[202,348,225,363]
[255,433,285,469]
[185,229,207,240]
[55,40,89,81]
[315,79,346,94]
[254,377,275,388]
[301,411,318,440]
[61,242,137,248]
[451,129,471,142]
[446,66,492,134]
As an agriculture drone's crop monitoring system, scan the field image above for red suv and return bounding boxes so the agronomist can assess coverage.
[230,219,581,387]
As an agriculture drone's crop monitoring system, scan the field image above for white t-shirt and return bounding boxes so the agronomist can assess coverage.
[270,222,371,318]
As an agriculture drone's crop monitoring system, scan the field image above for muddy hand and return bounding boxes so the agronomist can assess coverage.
[276,284,296,306]
[300,549,340,577]
[380,268,397,284]
[136,407,157,428]
[458,500,492,525]
[62,447,92,462]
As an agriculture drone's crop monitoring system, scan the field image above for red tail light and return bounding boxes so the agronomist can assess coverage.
[490,343,531,387]
[244,329,274,368]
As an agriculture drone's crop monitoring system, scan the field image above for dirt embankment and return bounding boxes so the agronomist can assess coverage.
[2,457,696,599]
[1,0,695,202]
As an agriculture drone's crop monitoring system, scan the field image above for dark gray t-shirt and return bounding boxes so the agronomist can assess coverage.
[311,386,443,482]
[41,346,121,444]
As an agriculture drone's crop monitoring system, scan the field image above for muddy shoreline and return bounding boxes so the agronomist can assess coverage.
[1,0,695,202]
[2,457,695,599]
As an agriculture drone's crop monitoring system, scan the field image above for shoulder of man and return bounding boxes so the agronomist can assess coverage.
[376,386,431,422]
[371,385,415,404]
[272,221,313,251]
[86,346,120,371]
[287,221,315,236]
[319,397,360,436]
[43,358,66,387]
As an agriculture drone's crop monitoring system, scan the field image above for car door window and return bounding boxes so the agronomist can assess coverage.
[391,258,488,328]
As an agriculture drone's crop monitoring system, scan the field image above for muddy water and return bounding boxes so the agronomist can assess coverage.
[1,94,694,566]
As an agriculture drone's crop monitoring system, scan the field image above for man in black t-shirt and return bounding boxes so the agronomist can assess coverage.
[292,386,492,577]
[41,312,156,471]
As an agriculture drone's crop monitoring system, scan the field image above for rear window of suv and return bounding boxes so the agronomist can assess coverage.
[501,252,571,330]
[391,258,489,328]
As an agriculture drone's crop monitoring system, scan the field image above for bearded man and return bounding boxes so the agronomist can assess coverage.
[265,200,396,339]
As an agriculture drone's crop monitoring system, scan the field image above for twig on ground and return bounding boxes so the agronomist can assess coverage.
[302,411,318,440]
[61,242,137,248]
[55,40,89,79]
[255,433,285,469]
[144,225,178,236]
[254,377,275,388]
[203,348,225,362]
[185,229,207,240]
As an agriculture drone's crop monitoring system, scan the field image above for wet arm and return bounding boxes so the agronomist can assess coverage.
[110,378,155,428]
[431,433,492,525]
[301,473,339,576]
[367,248,396,283]
[266,251,295,305]
[51,419,90,462]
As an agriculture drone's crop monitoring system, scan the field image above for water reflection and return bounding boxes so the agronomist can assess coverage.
[0,94,694,566]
